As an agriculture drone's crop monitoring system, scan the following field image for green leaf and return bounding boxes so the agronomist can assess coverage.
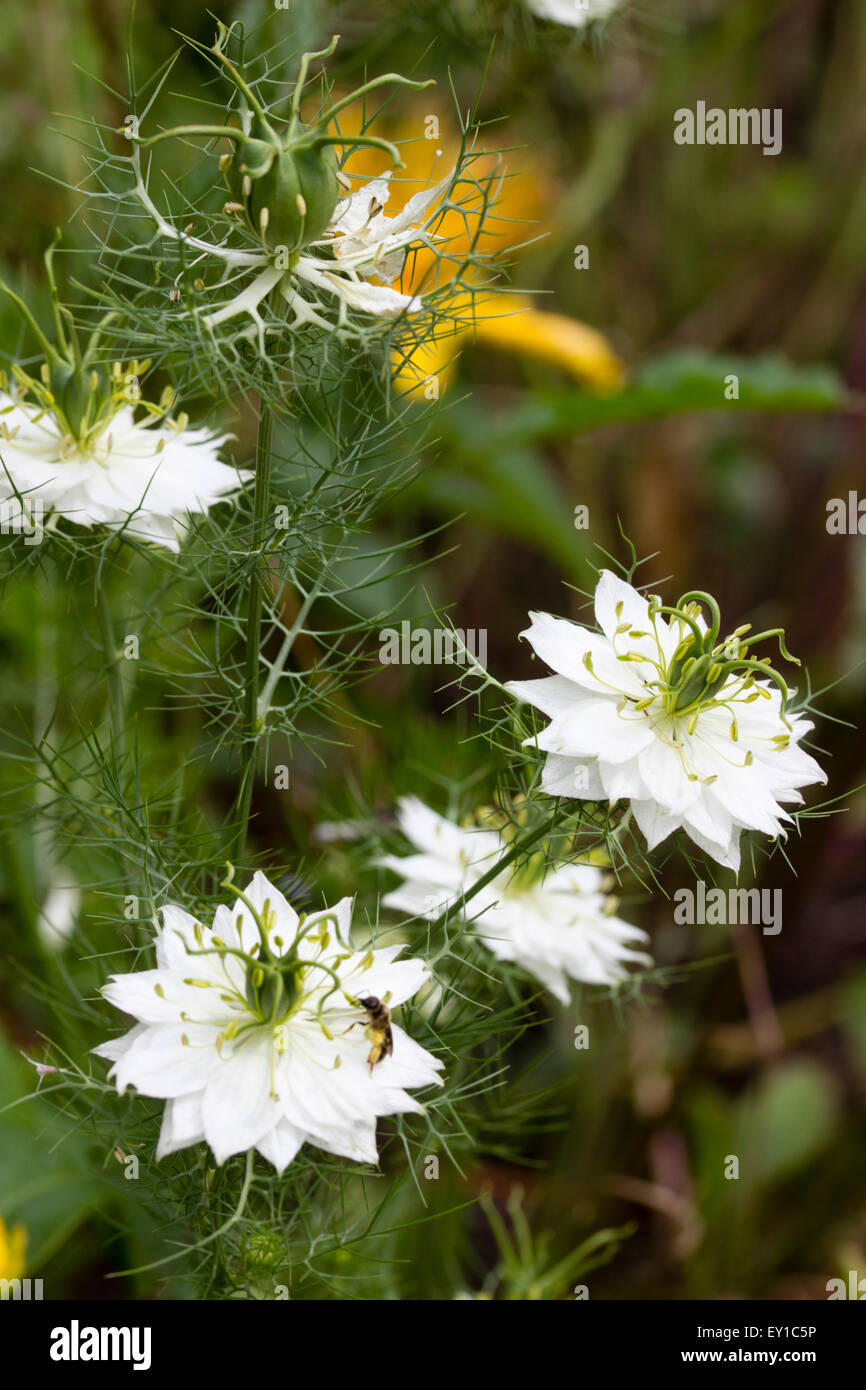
[737,1060,840,1185]
[479,350,852,443]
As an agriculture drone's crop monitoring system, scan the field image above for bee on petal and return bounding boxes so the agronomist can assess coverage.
[354,994,393,1073]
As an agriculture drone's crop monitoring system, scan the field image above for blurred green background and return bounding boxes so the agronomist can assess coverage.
[1,0,866,1299]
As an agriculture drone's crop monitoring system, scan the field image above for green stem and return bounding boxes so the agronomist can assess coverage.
[316,73,434,129]
[230,398,273,863]
[134,124,250,148]
[0,281,59,360]
[255,578,321,725]
[306,132,405,166]
[11,560,82,1059]
[426,807,562,934]
[94,574,126,760]
[290,36,341,120]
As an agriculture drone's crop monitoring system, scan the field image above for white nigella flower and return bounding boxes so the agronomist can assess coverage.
[133,156,451,351]
[380,796,651,1003]
[94,871,443,1172]
[0,374,247,551]
[506,571,827,872]
[130,34,452,351]
[0,249,249,551]
[526,0,623,27]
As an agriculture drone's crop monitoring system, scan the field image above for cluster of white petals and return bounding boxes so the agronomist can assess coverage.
[506,571,827,872]
[0,392,247,550]
[318,170,452,313]
[95,872,442,1172]
[134,152,452,349]
[380,796,651,1003]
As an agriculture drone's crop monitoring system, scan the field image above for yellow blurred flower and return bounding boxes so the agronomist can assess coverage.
[402,289,626,394]
[342,117,625,395]
[0,1216,27,1281]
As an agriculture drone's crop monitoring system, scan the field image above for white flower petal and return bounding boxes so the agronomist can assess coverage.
[201,1036,278,1164]
[538,752,606,798]
[255,1120,306,1174]
[156,1093,206,1159]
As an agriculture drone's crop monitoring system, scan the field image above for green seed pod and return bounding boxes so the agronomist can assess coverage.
[673,653,729,712]
[224,118,340,252]
[48,360,113,438]
[667,634,701,692]
[131,30,433,257]
[244,957,300,1020]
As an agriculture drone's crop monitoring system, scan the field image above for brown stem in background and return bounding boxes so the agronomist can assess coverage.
[732,921,785,1063]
